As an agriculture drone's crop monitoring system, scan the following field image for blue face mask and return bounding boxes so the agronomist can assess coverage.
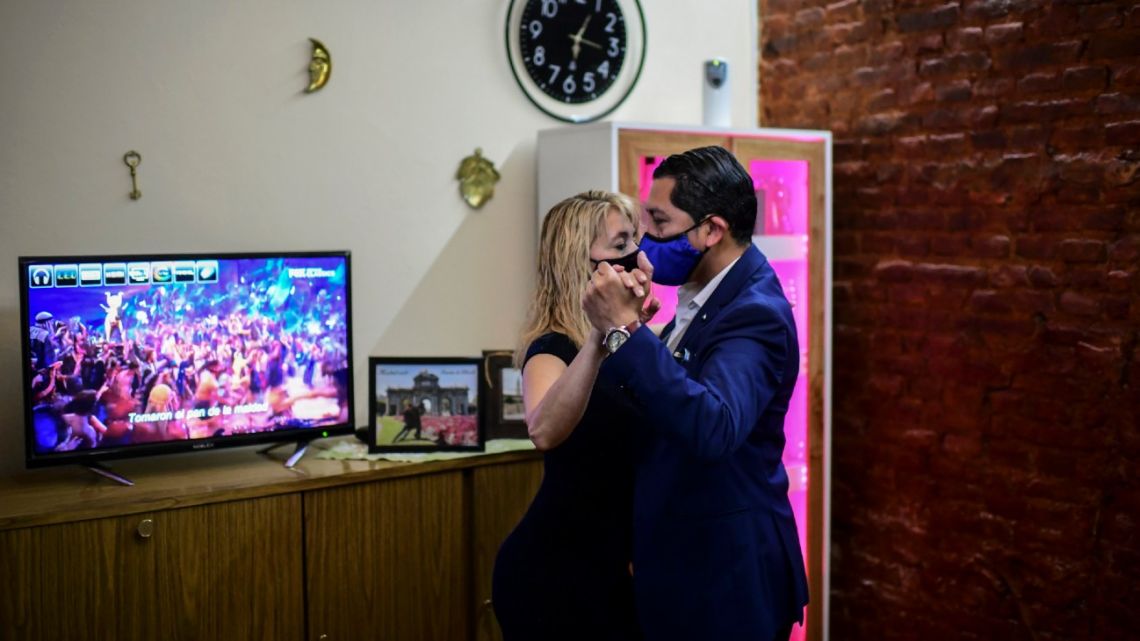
[639,217,709,286]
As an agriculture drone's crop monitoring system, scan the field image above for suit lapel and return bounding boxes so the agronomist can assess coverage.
[673,244,766,358]
[659,317,677,344]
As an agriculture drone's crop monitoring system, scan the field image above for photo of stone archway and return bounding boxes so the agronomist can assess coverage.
[370,359,481,450]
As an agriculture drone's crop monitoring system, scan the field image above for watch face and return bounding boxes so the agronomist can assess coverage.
[519,0,626,104]
[506,0,646,123]
[605,328,629,353]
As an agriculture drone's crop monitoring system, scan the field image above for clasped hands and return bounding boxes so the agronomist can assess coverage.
[581,251,661,334]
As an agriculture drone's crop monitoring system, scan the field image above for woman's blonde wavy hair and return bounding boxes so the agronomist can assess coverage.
[515,190,640,367]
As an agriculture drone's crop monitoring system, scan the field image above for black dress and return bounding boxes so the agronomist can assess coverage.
[492,333,640,641]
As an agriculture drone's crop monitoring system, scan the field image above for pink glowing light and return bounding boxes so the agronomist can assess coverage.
[638,155,678,325]
[754,158,811,641]
[750,159,810,236]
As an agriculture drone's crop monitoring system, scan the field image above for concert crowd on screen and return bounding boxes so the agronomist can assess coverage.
[27,263,349,453]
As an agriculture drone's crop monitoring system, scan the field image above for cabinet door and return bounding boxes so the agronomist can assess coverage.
[471,460,544,641]
[0,494,304,641]
[0,526,37,640]
[305,472,467,641]
[152,494,304,641]
[0,513,155,640]
[732,135,828,641]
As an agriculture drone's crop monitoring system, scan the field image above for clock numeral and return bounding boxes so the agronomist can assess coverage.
[597,60,610,79]
[583,72,596,92]
[541,0,558,18]
[605,11,618,32]
[533,46,545,67]
[528,20,542,39]
[563,75,577,95]
[548,64,562,85]
[608,37,620,57]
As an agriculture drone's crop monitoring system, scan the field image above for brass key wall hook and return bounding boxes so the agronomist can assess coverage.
[123,150,142,200]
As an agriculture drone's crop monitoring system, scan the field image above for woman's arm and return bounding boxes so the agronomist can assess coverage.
[523,329,607,451]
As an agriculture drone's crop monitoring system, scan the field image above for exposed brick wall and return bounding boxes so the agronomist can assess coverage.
[759,1,1139,638]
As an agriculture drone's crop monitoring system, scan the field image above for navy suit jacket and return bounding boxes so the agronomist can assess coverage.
[601,244,809,641]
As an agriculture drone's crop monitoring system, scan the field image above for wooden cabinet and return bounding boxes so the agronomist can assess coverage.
[538,121,832,641]
[0,446,542,641]
[0,494,303,641]
[305,472,468,641]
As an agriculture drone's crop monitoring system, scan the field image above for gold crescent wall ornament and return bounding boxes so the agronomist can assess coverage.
[306,38,331,93]
[456,148,501,209]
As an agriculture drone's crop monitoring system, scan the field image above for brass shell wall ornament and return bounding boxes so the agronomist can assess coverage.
[305,38,331,93]
[456,148,501,210]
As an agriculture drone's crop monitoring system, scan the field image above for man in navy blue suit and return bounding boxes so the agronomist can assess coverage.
[582,146,809,641]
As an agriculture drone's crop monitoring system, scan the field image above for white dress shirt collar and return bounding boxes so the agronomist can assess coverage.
[665,256,741,352]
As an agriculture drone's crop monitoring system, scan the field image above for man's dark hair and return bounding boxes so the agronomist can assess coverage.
[652,146,757,244]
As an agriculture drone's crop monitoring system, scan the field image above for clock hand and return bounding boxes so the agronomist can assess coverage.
[565,13,592,60]
[574,14,592,40]
[565,14,592,61]
[577,36,604,50]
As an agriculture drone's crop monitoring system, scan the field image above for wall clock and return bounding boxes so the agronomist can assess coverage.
[506,0,646,123]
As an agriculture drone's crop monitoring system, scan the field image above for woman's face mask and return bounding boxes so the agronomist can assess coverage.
[590,248,641,273]
[638,217,710,286]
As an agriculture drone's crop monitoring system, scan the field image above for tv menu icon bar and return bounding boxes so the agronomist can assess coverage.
[79,264,103,287]
[53,265,78,288]
[26,260,222,288]
[152,262,173,283]
[128,262,150,284]
[103,263,127,286]
[28,266,53,288]
[173,261,197,283]
[197,260,218,283]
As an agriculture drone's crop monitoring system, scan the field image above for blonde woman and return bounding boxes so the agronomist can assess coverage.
[492,191,658,641]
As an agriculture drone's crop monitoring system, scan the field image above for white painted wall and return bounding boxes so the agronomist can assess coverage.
[0,0,756,475]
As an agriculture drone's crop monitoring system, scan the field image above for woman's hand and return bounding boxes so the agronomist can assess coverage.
[614,251,660,325]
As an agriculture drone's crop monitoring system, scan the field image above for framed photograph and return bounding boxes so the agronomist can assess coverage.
[481,350,528,440]
[368,357,485,453]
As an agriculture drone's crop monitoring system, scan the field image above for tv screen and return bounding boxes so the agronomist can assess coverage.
[19,251,354,467]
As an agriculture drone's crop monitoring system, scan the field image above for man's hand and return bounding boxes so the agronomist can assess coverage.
[582,261,646,332]
[639,295,662,325]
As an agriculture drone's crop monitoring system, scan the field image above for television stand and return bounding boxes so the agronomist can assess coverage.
[257,440,312,469]
[84,462,135,486]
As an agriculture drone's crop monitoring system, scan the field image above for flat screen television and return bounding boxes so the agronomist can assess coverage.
[19,251,354,469]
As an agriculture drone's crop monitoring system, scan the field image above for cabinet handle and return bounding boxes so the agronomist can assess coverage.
[136,518,154,539]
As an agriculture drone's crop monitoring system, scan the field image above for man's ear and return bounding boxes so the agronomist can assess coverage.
[704,215,730,248]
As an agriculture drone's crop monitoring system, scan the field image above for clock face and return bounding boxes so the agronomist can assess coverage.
[506,0,645,123]
[519,0,626,104]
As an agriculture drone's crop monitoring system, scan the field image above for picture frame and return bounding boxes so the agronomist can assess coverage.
[368,357,485,453]
[481,350,528,440]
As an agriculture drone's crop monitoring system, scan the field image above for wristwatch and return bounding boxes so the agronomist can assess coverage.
[603,320,641,355]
